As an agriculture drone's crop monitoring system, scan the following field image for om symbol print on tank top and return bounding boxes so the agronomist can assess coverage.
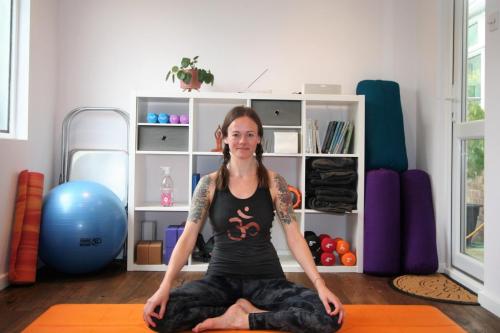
[227,206,260,241]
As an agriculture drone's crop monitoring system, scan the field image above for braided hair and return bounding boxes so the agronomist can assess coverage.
[216,106,269,190]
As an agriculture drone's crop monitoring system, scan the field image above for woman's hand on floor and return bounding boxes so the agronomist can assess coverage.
[143,288,169,328]
[316,281,344,324]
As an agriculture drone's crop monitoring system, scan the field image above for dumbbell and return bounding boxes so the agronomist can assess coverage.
[336,239,350,255]
[311,248,323,265]
[320,252,335,266]
[319,234,337,253]
[304,231,321,253]
[341,251,356,266]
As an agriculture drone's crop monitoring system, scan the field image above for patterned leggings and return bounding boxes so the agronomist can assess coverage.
[150,274,341,333]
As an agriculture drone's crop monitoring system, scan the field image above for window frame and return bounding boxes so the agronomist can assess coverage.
[0,0,30,140]
[0,0,13,134]
[451,0,485,281]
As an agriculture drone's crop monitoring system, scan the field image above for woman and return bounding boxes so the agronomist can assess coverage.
[143,106,344,333]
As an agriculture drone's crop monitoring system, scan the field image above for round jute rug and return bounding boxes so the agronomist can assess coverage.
[391,273,478,305]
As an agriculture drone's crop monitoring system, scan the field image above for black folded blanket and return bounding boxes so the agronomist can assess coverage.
[307,197,356,213]
[311,158,356,170]
[314,187,357,204]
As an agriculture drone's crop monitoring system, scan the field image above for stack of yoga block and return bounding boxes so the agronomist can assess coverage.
[164,224,185,264]
[357,80,438,276]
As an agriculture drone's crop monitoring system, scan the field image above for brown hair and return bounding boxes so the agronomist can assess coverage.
[216,106,269,190]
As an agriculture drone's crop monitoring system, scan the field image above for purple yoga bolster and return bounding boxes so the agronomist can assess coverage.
[401,169,438,274]
[364,169,401,275]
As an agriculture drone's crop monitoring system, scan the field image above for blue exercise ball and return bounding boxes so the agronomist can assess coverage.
[40,181,127,274]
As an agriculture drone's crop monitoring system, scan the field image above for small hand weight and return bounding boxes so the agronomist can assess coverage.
[147,112,158,123]
[170,114,180,124]
[180,114,189,124]
[158,113,170,123]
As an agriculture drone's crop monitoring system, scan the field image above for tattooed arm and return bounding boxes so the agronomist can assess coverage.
[144,174,215,327]
[271,172,344,323]
[272,173,313,264]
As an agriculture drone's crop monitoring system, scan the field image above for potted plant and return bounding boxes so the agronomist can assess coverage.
[166,56,214,92]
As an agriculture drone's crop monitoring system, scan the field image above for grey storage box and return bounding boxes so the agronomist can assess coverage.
[138,126,188,151]
[251,100,301,126]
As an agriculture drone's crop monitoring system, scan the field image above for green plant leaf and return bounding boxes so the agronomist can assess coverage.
[177,71,186,80]
[171,66,179,73]
[204,72,214,84]
[197,69,205,81]
[185,72,192,84]
[181,58,190,68]
[166,71,171,81]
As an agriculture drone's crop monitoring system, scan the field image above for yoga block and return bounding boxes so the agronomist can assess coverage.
[148,241,162,265]
[164,225,184,264]
[164,225,184,248]
[401,169,438,274]
[364,169,401,275]
[135,241,163,265]
[135,241,149,265]
[164,247,174,265]
[356,80,408,172]
[23,304,466,332]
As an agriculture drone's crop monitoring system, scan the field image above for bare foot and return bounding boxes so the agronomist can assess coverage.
[236,298,267,314]
[192,303,249,332]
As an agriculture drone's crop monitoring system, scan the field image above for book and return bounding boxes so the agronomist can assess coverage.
[306,119,313,153]
[342,123,354,154]
[328,121,344,153]
[314,120,321,153]
[335,121,350,153]
[321,121,334,153]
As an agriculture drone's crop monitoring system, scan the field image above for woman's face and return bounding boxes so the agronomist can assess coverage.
[224,116,261,160]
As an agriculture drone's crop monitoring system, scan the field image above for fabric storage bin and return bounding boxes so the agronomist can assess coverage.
[251,100,301,126]
[138,126,188,151]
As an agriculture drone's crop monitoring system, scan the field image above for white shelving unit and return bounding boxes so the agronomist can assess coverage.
[128,92,365,273]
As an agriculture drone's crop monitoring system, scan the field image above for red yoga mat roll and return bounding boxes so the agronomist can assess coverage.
[8,170,44,284]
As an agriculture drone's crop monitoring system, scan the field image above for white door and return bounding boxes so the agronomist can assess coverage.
[451,0,485,280]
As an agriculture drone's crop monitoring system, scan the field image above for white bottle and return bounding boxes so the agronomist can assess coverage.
[160,166,174,207]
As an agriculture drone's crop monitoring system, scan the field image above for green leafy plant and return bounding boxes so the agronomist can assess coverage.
[165,56,214,86]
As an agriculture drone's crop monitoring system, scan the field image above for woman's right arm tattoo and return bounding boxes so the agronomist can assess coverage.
[187,176,212,224]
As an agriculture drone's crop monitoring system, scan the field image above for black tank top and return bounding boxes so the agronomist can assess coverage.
[207,186,285,279]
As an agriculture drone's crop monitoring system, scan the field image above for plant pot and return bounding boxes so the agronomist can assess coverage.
[180,69,202,91]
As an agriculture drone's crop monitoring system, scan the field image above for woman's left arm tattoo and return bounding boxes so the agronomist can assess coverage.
[274,174,295,225]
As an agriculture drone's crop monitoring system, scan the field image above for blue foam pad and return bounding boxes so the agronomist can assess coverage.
[356,80,408,172]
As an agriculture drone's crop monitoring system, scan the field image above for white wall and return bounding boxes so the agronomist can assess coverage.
[415,0,500,317]
[0,0,58,289]
[2,0,422,288]
[415,0,453,273]
[479,0,500,317]
[53,0,418,180]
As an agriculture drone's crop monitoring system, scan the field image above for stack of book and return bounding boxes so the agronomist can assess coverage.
[305,119,321,153]
[306,119,355,154]
[320,120,354,154]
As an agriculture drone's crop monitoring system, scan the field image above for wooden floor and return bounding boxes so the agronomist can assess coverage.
[1,261,499,333]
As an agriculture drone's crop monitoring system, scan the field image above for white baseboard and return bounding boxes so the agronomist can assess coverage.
[444,267,483,293]
[438,262,447,273]
[0,272,9,291]
[478,290,500,317]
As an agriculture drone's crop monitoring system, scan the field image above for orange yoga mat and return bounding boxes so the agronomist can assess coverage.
[8,170,44,284]
[22,304,465,332]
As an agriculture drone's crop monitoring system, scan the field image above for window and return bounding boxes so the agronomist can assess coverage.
[0,0,13,133]
[467,54,481,105]
[467,22,478,47]
[0,0,29,140]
